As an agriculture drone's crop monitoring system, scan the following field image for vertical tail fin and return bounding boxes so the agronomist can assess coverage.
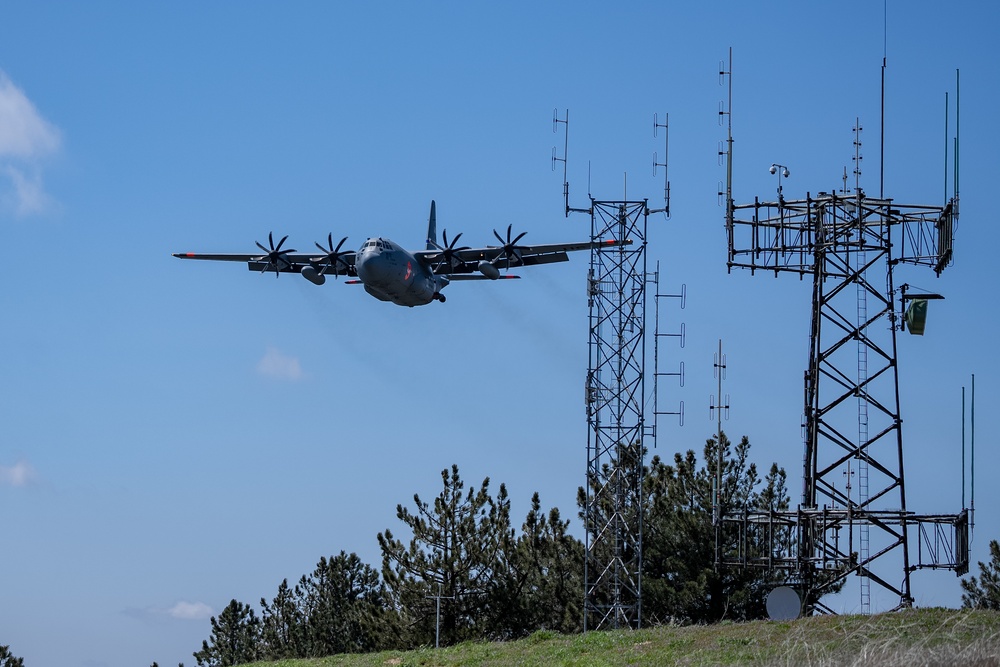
[425,200,437,250]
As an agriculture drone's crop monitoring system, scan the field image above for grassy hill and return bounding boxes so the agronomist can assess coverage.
[239,607,1000,667]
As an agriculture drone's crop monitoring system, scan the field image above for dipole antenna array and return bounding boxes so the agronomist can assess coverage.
[552,110,591,217]
[710,340,730,566]
[718,47,733,210]
[654,277,686,433]
[653,114,671,218]
[556,108,677,631]
[717,50,969,613]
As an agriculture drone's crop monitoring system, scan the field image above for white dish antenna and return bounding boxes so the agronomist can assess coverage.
[766,586,801,620]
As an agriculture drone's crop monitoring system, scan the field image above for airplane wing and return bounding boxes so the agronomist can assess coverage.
[172,251,357,279]
[416,238,630,276]
[174,232,357,281]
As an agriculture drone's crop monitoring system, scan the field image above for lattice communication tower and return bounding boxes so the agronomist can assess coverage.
[553,110,675,630]
[717,53,968,613]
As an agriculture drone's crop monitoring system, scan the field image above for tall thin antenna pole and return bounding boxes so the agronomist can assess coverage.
[717,338,722,561]
[712,339,728,567]
[944,92,949,204]
[962,385,966,509]
[711,341,728,518]
[955,69,961,206]
[727,48,734,208]
[435,585,442,648]
[426,582,455,648]
[880,1,886,199]
[971,374,975,540]
[562,110,570,217]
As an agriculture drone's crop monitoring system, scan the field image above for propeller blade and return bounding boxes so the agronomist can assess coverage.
[433,229,471,274]
[490,224,527,271]
[312,233,349,277]
[254,232,296,278]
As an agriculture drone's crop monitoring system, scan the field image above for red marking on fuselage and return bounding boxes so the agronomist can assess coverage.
[405,261,412,280]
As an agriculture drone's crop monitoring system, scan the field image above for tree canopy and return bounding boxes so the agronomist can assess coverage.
[192,599,260,667]
[259,551,399,659]
[961,539,1000,610]
[583,433,795,624]
[192,438,829,660]
[0,645,24,667]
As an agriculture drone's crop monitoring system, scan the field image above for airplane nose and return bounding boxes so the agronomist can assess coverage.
[356,251,387,284]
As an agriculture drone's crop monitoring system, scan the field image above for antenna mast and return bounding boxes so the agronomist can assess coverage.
[559,107,677,632]
[710,340,730,566]
[719,49,968,613]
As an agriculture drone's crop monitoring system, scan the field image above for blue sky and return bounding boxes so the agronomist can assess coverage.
[0,2,997,666]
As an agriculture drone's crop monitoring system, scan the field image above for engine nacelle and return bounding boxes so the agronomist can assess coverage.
[477,260,500,280]
[300,265,326,286]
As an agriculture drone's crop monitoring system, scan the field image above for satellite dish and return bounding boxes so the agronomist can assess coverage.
[766,586,801,620]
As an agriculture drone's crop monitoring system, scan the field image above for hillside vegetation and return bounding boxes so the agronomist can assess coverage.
[236,607,1000,667]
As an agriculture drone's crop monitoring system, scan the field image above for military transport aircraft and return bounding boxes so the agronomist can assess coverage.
[173,201,631,307]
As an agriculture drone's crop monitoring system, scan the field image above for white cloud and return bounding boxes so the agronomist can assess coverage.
[256,346,304,381]
[0,460,37,487]
[167,601,214,621]
[124,601,215,623]
[0,70,60,217]
[0,72,60,158]
[5,165,51,216]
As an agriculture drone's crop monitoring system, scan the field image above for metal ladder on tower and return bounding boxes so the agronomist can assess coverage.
[856,244,871,615]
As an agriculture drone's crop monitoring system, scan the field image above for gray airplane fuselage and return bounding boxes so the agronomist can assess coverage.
[354,237,449,307]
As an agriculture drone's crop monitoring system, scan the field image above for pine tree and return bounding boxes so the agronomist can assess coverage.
[0,645,24,667]
[377,464,512,646]
[961,539,1000,610]
[192,599,260,667]
[639,433,793,623]
[259,578,306,659]
[259,553,399,659]
[498,492,584,637]
[298,551,398,655]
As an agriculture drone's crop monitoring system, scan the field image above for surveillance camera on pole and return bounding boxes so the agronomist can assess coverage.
[770,163,790,197]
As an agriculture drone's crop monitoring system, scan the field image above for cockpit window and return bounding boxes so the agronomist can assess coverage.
[360,239,391,252]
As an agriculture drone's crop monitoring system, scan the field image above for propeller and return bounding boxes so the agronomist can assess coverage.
[254,232,296,277]
[431,229,470,273]
[312,233,350,277]
[491,224,527,269]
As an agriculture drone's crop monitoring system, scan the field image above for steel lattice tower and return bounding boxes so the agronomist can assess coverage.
[725,190,966,610]
[553,109,670,631]
[717,56,968,612]
[583,200,649,630]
